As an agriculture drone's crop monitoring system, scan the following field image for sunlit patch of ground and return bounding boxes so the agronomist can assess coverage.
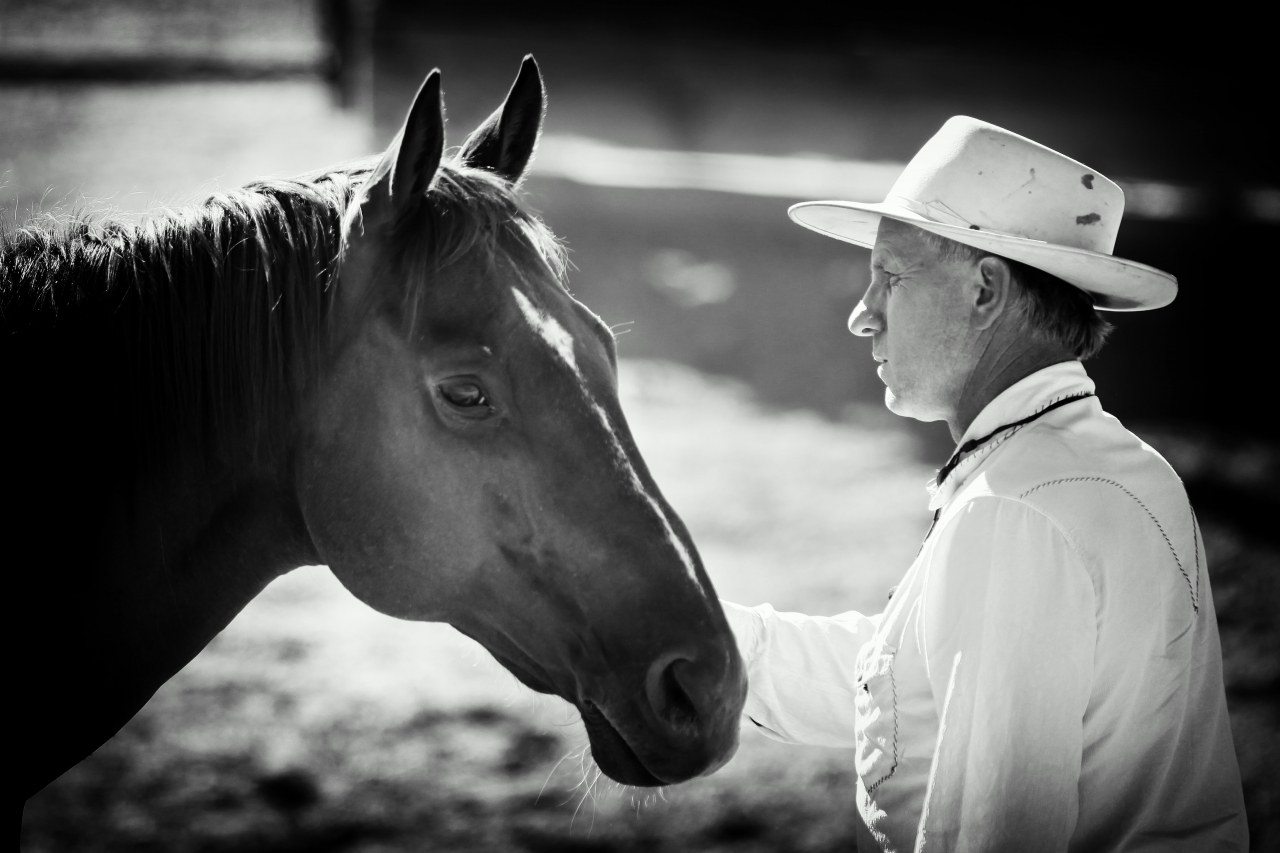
[21,360,1278,852]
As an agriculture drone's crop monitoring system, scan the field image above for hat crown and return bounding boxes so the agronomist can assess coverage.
[888,116,1123,254]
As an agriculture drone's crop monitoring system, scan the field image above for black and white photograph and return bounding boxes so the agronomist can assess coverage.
[6,3,1276,851]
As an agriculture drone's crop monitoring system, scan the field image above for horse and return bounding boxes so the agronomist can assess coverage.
[3,55,747,825]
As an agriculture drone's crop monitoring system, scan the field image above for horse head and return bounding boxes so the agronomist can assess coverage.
[295,57,747,786]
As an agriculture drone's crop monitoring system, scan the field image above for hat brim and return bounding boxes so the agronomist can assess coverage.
[788,200,1177,311]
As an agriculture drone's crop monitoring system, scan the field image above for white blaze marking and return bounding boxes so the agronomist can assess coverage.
[512,289,580,376]
[510,287,702,589]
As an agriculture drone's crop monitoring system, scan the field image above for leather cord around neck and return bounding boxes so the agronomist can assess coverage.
[935,391,1097,490]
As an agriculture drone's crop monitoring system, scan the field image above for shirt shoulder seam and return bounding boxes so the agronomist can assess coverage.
[1018,475,1201,614]
[937,493,1094,595]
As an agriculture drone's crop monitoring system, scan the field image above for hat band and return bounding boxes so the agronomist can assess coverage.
[887,194,975,228]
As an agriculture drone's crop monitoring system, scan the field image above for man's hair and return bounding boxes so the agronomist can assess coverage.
[921,231,1113,360]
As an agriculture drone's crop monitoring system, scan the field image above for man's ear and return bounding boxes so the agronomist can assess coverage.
[973,255,1014,329]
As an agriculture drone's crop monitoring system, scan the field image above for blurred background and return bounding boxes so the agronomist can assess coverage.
[6,2,1277,851]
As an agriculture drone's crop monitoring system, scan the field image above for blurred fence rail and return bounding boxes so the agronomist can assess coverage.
[0,0,371,105]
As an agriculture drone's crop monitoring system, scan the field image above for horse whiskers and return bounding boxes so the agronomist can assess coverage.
[569,765,607,837]
[572,749,596,797]
[631,788,664,819]
[554,740,671,819]
[536,746,584,806]
[542,745,593,808]
[628,786,667,814]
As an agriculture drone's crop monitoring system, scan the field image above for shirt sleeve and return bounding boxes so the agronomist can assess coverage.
[720,599,882,748]
[915,496,1096,853]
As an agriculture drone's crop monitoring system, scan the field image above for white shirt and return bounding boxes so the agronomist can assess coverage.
[723,361,1248,852]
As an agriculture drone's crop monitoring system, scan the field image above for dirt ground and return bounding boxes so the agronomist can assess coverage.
[18,360,1280,852]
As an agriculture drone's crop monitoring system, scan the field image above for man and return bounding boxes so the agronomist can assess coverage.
[721,117,1248,851]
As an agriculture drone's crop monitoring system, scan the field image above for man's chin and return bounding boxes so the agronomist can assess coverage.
[884,390,943,425]
[884,389,911,418]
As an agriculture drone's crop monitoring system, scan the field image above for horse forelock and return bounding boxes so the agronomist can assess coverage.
[384,158,570,332]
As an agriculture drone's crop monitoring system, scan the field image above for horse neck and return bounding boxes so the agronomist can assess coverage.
[109,189,345,603]
[5,187,351,704]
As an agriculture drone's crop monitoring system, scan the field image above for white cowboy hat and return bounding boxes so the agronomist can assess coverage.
[788,116,1177,311]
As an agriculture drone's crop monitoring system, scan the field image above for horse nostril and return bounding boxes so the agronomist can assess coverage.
[646,655,701,738]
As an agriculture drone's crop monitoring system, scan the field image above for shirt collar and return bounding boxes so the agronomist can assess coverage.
[926,360,1096,509]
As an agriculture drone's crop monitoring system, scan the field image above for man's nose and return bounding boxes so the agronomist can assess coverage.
[848,299,881,337]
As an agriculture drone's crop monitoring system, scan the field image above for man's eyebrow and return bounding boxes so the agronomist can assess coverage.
[870,245,899,265]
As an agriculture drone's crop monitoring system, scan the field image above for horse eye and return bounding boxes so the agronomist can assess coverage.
[438,380,490,409]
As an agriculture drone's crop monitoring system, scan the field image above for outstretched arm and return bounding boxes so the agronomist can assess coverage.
[720,600,883,748]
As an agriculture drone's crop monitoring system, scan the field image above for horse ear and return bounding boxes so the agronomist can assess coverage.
[362,70,445,219]
[459,55,545,185]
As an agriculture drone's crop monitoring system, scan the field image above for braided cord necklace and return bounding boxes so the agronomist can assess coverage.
[933,391,1096,490]
[913,390,1097,558]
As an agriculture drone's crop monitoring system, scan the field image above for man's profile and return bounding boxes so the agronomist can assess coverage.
[721,116,1248,852]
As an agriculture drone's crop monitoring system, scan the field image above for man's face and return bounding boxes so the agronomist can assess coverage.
[848,219,978,423]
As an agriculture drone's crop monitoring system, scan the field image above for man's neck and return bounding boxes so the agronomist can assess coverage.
[948,339,1075,442]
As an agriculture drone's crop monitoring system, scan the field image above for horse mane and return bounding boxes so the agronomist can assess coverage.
[1,153,568,475]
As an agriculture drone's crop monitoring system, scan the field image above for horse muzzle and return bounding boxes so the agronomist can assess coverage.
[578,645,748,787]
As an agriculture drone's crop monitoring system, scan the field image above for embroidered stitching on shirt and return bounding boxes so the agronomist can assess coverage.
[865,656,901,795]
[1019,475,1200,613]
[1190,506,1203,606]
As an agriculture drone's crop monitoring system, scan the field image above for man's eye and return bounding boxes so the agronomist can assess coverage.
[438,381,489,408]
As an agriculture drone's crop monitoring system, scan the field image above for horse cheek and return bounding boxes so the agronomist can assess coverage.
[294,327,445,619]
